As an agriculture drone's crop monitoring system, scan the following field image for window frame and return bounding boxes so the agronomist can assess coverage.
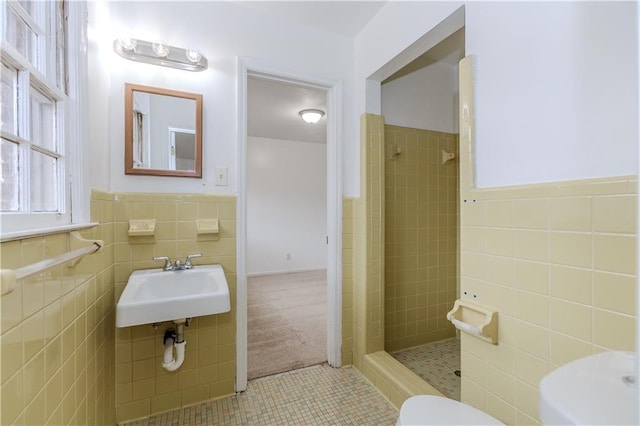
[1,0,89,240]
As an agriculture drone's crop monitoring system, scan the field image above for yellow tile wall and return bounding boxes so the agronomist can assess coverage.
[458,179,637,425]
[384,125,458,351]
[110,192,237,423]
[352,114,386,371]
[342,198,355,366]
[0,190,117,425]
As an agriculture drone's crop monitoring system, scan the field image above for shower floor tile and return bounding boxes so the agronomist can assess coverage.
[391,338,461,401]
[121,364,398,425]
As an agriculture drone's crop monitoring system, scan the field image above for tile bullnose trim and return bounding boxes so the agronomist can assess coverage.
[463,175,637,201]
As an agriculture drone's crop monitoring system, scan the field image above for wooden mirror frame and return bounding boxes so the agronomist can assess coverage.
[124,83,203,178]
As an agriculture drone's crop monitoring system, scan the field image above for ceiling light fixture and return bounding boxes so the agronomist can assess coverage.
[114,37,208,72]
[299,109,325,124]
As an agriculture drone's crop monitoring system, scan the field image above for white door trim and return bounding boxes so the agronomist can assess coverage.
[236,57,343,392]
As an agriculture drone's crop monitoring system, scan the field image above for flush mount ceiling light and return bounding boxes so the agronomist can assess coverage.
[113,37,208,72]
[299,109,325,124]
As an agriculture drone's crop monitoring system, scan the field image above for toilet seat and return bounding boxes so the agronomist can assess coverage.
[398,395,504,425]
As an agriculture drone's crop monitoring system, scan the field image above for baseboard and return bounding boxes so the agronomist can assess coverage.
[247,267,326,277]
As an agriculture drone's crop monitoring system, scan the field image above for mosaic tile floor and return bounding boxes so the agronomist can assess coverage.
[391,338,461,401]
[122,364,398,426]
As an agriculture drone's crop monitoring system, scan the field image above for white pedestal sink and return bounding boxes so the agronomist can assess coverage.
[116,264,230,328]
[539,351,637,425]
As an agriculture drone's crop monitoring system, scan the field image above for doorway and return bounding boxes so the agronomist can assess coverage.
[246,76,328,379]
[236,58,343,391]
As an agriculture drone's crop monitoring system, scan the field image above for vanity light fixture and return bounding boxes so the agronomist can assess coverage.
[114,37,208,72]
[185,49,202,63]
[151,42,169,58]
[118,36,136,51]
[299,109,325,124]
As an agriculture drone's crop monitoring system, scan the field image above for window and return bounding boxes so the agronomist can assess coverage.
[1,0,85,237]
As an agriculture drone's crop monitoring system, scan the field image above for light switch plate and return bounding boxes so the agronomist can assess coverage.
[215,167,228,186]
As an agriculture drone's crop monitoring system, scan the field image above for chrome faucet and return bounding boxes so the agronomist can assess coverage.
[153,256,174,271]
[153,253,202,271]
[184,253,202,269]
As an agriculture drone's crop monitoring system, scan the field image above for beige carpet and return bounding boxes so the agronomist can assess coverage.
[247,270,327,380]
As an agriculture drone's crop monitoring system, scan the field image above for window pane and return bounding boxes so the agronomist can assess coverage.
[17,1,36,19]
[1,64,17,135]
[30,150,57,212]
[1,139,20,212]
[5,6,37,65]
[30,87,56,151]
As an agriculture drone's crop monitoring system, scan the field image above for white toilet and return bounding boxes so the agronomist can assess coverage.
[397,395,504,425]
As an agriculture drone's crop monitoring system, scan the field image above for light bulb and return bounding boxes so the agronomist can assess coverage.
[299,109,325,124]
[152,42,169,58]
[118,37,136,51]
[185,49,202,63]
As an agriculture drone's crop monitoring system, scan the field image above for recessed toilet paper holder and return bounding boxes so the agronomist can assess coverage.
[446,299,498,344]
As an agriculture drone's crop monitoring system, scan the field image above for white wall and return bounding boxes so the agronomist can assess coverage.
[87,0,112,191]
[90,2,638,194]
[467,1,637,187]
[355,1,638,188]
[381,61,459,133]
[247,137,327,275]
[88,1,353,194]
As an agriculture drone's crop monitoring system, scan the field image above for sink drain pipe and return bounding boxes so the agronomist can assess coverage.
[162,319,187,371]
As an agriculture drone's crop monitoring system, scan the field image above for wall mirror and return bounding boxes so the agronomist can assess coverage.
[125,83,203,177]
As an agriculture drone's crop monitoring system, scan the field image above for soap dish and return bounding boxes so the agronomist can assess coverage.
[128,219,156,236]
[196,219,219,235]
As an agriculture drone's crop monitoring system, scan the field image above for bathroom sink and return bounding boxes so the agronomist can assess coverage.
[539,351,636,425]
[116,264,230,327]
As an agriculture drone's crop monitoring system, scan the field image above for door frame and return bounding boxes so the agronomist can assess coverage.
[236,57,343,391]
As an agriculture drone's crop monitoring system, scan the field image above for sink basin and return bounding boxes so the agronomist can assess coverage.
[116,264,230,327]
[539,351,637,425]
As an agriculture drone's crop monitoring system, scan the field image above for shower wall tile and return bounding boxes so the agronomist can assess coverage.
[384,125,458,351]
[458,176,638,425]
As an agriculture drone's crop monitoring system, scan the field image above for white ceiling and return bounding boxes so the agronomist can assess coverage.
[248,77,327,144]
[233,1,387,37]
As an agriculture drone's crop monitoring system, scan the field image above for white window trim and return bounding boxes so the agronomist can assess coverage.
[1,1,89,238]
